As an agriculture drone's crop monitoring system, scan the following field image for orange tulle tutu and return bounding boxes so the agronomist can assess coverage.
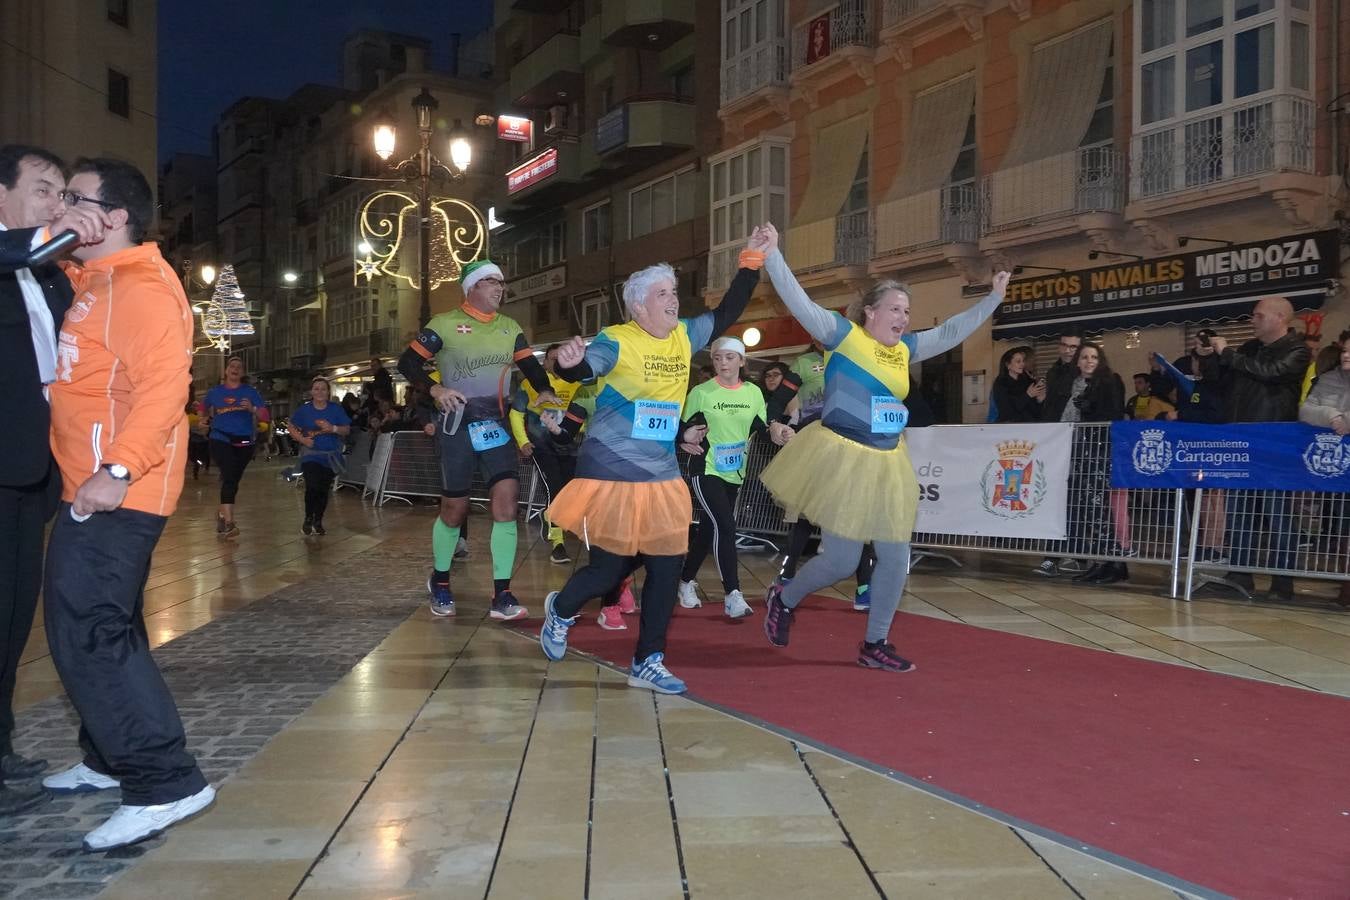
[547,477,692,557]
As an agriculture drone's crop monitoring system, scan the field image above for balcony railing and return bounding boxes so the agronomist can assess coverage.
[721,41,789,106]
[786,210,870,273]
[873,183,981,257]
[368,327,401,357]
[882,0,941,28]
[982,145,1126,233]
[791,0,873,72]
[1131,94,1315,201]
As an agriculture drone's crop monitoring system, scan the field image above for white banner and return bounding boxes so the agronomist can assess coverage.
[905,423,1072,540]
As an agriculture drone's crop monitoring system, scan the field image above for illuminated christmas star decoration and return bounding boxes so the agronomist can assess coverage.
[353,191,487,289]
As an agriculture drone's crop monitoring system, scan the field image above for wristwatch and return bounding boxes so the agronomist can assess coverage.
[102,463,131,481]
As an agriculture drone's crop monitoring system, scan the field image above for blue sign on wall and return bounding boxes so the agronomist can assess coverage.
[595,105,629,155]
[1110,421,1350,491]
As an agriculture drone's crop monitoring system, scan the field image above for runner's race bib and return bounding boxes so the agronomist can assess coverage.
[870,397,909,434]
[632,400,680,441]
[712,441,746,473]
[468,420,510,451]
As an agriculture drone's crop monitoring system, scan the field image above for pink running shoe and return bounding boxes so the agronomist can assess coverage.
[598,604,628,631]
[616,577,637,615]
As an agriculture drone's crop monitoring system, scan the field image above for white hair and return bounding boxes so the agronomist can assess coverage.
[622,263,677,316]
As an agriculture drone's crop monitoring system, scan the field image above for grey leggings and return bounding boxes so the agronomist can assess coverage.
[781,531,910,643]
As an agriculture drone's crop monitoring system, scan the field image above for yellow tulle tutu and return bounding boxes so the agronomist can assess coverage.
[759,421,919,543]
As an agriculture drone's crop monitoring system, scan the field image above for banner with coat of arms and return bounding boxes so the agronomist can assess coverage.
[905,424,1073,540]
[1111,421,1350,491]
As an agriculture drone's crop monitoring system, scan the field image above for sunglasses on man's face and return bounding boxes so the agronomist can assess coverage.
[58,190,118,211]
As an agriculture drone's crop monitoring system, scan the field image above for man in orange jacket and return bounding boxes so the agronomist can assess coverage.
[39,158,214,851]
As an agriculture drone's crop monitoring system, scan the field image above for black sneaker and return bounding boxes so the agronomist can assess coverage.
[763,581,794,647]
[490,591,529,621]
[313,519,326,536]
[549,543,571,565]
[857,641,916,672]
[301,517,314,536]
[0,782,49,816]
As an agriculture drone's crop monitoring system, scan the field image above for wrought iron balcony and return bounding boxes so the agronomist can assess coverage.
[721,40,789,108]
[790,0,874,74]
[982,145,1126,234]
[873,183,981,257]
[1131,94,1315,201]
[882,0,942,28]
[786,210,871,273]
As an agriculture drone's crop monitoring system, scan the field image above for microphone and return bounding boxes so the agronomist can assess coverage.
[26,230,81,267]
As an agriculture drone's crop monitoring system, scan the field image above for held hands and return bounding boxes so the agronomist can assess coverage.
[72,469,128,517]
[679,423,708,456]
[748,223,779,255]
[768,422,794,446]
[533,390,563,409]
[556,336,586,369]
[429,384,467,413]
[1027,381,1046,401]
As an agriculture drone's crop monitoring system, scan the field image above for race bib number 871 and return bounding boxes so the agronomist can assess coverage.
[632,400,681,441]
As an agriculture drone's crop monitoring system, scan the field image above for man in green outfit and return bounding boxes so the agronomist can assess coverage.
[399,259,559,619]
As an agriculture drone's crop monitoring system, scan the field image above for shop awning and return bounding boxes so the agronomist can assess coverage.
[989,229,1339,340]
[992,287,1328,340]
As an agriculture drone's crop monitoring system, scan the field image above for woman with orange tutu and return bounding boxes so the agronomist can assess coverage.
[538,228,771,694]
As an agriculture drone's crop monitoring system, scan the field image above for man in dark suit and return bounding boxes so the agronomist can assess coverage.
[0,145,109,815]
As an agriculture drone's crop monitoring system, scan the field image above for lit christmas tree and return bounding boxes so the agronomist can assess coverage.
[203,264,254,337]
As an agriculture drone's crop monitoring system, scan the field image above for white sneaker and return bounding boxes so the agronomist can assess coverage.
[678,580,702,608]
[724,590,752,619]
[83,784,216,852]
[42,762,119,793]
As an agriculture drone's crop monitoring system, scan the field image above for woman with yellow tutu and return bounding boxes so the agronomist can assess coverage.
[759,223,1010,671]
[537,227,771,694]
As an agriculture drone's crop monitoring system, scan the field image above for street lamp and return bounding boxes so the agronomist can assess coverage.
[373,87,474,326]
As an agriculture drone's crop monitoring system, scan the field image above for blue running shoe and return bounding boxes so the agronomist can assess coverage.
[853,584,871,612]
[627,652,687,694]
[427,575,455,617]
[540,591,576,661]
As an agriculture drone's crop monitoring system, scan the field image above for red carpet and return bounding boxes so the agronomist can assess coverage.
[538,597,1350,899]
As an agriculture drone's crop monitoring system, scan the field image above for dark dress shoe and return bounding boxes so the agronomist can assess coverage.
[1072,563,1106,583]
[1091,562,1129,585]
[1266,576,1294,604]
[0,782,49,816]
[0,753,47,780]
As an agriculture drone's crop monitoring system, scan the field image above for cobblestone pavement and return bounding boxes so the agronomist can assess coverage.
[0,545,428,899]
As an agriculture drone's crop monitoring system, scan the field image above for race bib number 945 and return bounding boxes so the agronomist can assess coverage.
[468,420,510,451]
[632,400,680,441]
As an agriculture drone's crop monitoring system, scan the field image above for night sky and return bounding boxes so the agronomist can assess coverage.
[157,0,493,159]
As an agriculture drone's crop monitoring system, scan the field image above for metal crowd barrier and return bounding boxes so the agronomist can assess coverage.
[360,422,1348,604]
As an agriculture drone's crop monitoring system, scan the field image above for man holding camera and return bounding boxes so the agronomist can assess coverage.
[1195,297,1310,603]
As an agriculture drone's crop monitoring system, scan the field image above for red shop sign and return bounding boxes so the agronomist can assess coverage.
[497,115,532,143]
[506,148,558,194]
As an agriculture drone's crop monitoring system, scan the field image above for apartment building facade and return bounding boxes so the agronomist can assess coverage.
[0,0,158,182]
[709,0,1348,422]
[489,0,721,343]
[203,32,495,413]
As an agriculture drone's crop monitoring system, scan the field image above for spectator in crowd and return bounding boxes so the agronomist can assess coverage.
[1032,329,1083,578]
[0,143,111,816]
[990,346,1041,423]
[367,357,393,402]
[757,361,790,402]
[1125,372,1175,420]
[1195,296,1311,603]
[1059,342,1129,585]
[1298,340,1350,608]
[1302,329,1346,401]
[1154,336,1228,562]
[186,401,210,479]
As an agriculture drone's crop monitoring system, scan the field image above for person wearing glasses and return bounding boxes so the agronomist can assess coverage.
[397,259,561,621]
[0,145,113,817]
[1031,329,1086,579]
[39,157,214,850]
